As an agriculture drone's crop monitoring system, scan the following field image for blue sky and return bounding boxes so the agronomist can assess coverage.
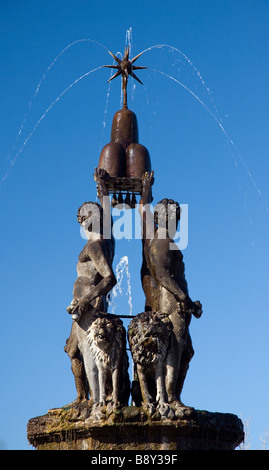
[1,0,269,450]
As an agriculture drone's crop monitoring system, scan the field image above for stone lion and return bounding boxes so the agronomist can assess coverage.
[66,311,130,412]
[128,311,173,418]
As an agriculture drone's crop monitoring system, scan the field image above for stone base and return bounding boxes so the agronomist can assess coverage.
[27,403,244,450]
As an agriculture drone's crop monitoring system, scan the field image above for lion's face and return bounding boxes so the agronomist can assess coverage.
[128,312,172,366]
[91,317,117,352]
[138,322,165,360]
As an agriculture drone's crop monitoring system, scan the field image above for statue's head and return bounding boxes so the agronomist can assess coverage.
[77,202,103,235]
[154,198,180,237]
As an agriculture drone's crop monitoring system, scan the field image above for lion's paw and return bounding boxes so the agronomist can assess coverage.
[142,402,156,417]
[171,400,194,418]
[90,402,107,421]
[157,403,175,420]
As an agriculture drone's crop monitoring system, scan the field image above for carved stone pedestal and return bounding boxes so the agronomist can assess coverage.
[27,404,244,450]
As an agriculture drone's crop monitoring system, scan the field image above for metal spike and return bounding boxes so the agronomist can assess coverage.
[124,46,129,60]
[130,71,143,85]
[107,70,122,83]
[132,66,148,70]
[107,49,121,65]
[103,65,119,69]
[130,51,144,64]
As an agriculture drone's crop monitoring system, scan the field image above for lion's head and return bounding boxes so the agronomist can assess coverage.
[87,314,126,365]
[128,312,172,366]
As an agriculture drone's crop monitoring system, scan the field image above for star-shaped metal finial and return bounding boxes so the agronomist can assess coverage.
[103,46,147,108]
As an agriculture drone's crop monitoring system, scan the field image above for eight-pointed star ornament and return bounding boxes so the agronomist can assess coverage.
[103,46,147,108]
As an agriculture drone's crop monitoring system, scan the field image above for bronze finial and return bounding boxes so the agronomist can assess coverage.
[103,46,147,108]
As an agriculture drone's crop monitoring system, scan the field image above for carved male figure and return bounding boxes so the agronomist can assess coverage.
[138,172,202,412]
[65,171,117,403]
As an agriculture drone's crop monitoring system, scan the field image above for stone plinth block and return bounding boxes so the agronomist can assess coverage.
[27,404,244,450]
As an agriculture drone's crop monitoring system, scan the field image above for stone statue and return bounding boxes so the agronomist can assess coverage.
[68,311,130,414]
[65,171,130,407]
[132,171,202,414]
[128,311,173,418]
[66,172,115,322]
[64,71,201,417]
[27,45,245,452]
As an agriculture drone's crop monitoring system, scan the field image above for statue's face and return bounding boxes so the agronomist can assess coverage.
[77,211,91,225]
[77,202,103,234]
[154,200,180,237]
[82,216,95,233]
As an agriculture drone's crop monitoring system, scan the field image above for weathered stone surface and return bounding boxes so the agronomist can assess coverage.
[27,404,244,450]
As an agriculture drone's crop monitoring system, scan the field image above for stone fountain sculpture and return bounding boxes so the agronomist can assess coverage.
[27,46,244,450]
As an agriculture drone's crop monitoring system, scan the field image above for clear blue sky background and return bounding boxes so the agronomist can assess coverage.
[1,0,269,450]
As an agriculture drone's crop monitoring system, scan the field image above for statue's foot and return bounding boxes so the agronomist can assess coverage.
[76,396,88,404]
[88,402,106,421]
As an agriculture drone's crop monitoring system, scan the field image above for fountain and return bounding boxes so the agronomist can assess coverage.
[27,43,244,451]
